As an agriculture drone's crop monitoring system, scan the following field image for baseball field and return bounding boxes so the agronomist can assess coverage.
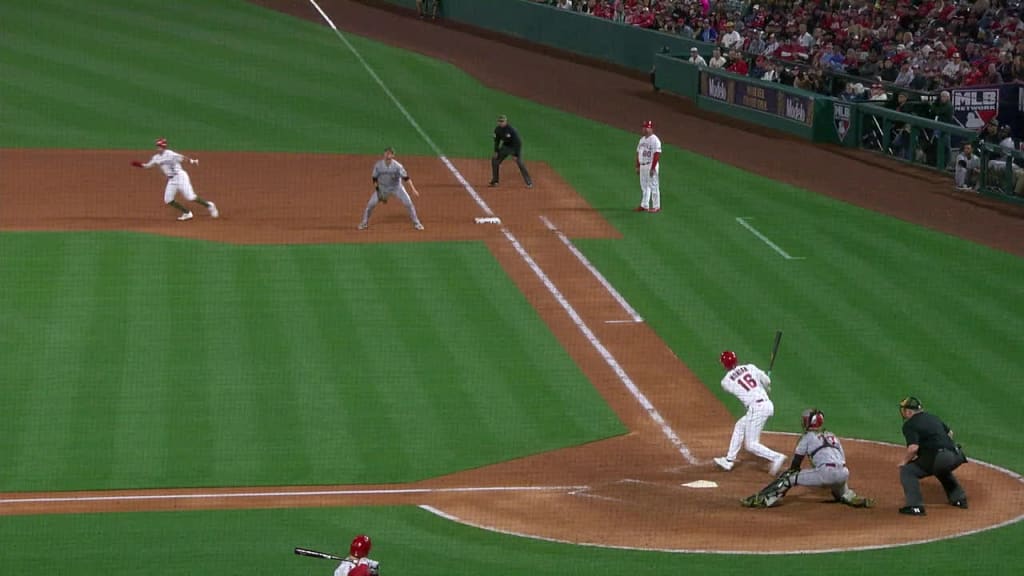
[1,0,1023,574]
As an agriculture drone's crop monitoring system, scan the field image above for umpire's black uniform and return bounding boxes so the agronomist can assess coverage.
[490,115,532,187]
[898,397,968,514]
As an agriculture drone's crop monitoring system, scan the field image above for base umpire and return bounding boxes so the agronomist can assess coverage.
[897,396,968,516]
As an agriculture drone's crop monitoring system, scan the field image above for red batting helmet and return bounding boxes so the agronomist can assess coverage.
[642,120,654,129]
[719,350,738,370]
[350,535,371,559]
[801,408,824,431]
[155,137,168,148]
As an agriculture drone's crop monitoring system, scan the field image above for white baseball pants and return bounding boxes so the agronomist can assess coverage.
[639,163,660,210]
[164,172,197,204]
[725,399,783,463]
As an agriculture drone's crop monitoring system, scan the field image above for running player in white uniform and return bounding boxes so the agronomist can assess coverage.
[740,408,874,508]
[132,138,218,221]
[358,147,423,230]
[713,350,787,475]
[635,120,662,212]
[333,535,380,576]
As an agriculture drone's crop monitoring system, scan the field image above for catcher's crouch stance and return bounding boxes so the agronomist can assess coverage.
[741,408,874,509]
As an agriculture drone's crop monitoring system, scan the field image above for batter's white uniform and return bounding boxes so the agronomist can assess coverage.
[636,133,661,210]
[333,556,379,576]
[143,149,198,204]
[720,363,785,468]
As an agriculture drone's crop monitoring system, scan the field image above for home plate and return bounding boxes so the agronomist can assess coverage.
[681,480,718,488]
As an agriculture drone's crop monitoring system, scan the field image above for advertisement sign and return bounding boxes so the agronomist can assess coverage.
[700,71,814,126]
[833,102,851,143]
[952,88,999,130]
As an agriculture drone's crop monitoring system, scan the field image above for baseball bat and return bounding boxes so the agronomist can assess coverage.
[294,547,344,561]
[768,330,783,372]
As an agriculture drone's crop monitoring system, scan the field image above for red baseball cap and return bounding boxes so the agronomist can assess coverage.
[155,137,168,148]
[642,120,654,129]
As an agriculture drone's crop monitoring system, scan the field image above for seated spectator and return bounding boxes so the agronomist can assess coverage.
[727,49,749,75]
[721,21,743,50]
[942,52,962,81]
[894,62,915,87]
[699,18,718,43]
[762,32,780,57]
[879,59,899,82]
[931,90,953,124]
[747,30,767,56]
[761,61,781,82]
[955,143,982,190]
[709,47,727,69]
[688,46,707,67]
[868,83,889,102]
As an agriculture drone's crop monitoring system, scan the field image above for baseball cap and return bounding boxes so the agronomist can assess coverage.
[497,114,508,122]
[155,137,167,148]
[691,47,699,52]
[642,120,654,129]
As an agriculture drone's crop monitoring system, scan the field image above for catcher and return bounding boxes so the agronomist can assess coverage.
[741,408,873,509]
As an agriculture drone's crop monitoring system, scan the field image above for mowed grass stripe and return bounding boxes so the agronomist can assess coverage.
[0,1,401,151]
[0,234,621,490]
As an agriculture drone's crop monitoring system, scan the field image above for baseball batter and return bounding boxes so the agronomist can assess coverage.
[635,120,661,212]
[333,535,380,576]
[358,147,423,231]
[713,350,787,475]
[741,408,874,508]
[131,138,219,221]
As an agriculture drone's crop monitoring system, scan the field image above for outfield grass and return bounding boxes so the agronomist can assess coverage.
[1,0,1022,574]
[0,232,623,491]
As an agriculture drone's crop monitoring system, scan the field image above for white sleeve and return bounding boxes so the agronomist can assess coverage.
[142,154,158,168]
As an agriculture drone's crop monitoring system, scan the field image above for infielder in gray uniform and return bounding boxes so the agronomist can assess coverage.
[741,408,873,509]
[358,147,423,230]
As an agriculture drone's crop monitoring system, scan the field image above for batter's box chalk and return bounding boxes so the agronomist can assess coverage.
[680,480,719,488]
[474,217,502,224]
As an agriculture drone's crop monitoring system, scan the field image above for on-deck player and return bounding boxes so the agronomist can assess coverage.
[131,137,219,221]
[635,120,662,212]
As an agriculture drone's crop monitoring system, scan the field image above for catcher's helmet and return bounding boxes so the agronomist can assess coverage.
[350,535,372,559]
[155,137,168,148]
[642,120,654,129]
[719,350,738,370]
[801,408,824,431]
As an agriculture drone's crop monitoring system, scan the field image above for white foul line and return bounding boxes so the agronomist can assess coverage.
[0,485,588,505]
[500,229,697,464]
[306,0,494,217]
[539,215,642,323]
[735,217,804,260]
[307,0,694,464]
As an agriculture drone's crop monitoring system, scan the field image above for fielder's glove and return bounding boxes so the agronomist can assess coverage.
[376,186,387,204]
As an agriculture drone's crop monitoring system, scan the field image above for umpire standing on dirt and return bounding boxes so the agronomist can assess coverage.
[897,396,968,516]
[490,114,533,188]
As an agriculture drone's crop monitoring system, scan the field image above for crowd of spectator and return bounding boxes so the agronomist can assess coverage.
[536,0,1024,98]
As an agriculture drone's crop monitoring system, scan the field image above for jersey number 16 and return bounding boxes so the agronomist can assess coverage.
[738,373,759,391]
